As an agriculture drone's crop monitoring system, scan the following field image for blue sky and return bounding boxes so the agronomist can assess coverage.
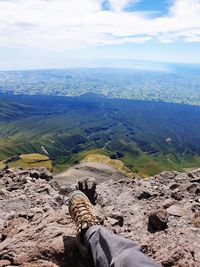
[0,0,200,70]
[101,0,169,13]
[124,0,169,15]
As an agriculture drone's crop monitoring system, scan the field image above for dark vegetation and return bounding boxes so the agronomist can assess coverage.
[1,92,200,176]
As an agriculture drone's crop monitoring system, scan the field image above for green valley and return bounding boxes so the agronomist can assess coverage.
[1,92,200,176]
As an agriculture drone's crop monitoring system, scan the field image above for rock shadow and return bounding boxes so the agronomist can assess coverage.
[62,235,93,267]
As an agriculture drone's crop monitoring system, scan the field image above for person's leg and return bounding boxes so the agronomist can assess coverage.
[68,190,160,267]
[85,225,160,267]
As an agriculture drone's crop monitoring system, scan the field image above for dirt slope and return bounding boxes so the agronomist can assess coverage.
[54,162,129,185]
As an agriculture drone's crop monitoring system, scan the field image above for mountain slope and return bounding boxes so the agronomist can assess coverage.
[2,93,200,176]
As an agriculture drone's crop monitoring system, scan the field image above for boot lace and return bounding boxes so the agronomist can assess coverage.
[73,201,99,232]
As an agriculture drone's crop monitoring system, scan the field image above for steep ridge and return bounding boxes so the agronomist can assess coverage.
[0,166,199,266]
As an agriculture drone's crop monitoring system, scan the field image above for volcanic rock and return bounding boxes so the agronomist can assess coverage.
[171,190,183,201]
[0,167,200,266]
[167,205,190,217]
[148,209,168,233]
[136,190,152,199]
[162,199,174,209]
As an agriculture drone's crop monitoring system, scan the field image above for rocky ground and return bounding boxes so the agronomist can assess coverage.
[0,166,200,266]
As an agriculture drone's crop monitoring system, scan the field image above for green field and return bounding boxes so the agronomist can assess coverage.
[1,153,52,171]
[0,67,200,106]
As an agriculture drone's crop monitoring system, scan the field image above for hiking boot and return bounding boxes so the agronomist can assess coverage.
[68,190,100,257]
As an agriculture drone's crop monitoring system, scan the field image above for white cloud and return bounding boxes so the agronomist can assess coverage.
[109,0,139,12]
[0,0,199,50]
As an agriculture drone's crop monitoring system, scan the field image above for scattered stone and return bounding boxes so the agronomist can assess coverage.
[187,184,198,194]
[195,187,200,196]
[49,180,60,191]
[193,214,200,228]
[169,183,179,190]
[162,199,174,209]
[171,190,183,201]
[106,217,120,227]
[0,259,11,267]
[195,197,200,203]
[106,212,124,227]
[158,244,195,267]
[153,171,178,181]
[2,217,29,239]
[29,168,53,181]
[59,185,76,196]
[167,205,189,217]
[148,209,168,233]
[136,190,152,199]
[191,178,200,183]
[29,170,40,179]
[188,168,200,179]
